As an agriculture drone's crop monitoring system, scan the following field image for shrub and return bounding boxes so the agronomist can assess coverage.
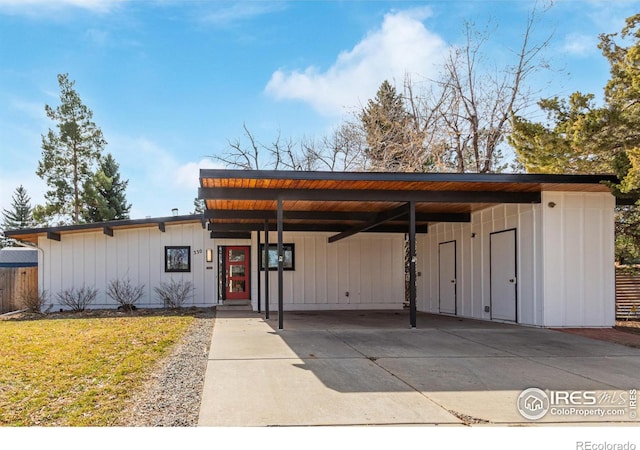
[19,289,49,313]
[56,286,97,312]
[154,279,195,309]
[106,277,145,311]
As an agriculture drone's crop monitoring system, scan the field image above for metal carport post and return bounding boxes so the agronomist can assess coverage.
[277,198,284,330]
[256,229,261,313]
[409,201,417,329]
[264,220,270,320]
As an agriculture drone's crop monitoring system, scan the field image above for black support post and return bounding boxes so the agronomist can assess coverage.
[409,201,417,329]
[264,220,270,320]
[277,198,284,330]
[257,230,261,313]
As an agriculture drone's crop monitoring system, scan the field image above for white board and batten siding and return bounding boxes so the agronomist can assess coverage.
[38,226,405,312]
[417,203,543,325]
[417,191,615,328]
[249,232,405,311]
[38,222,215,310]
[35,191,615,327]
[540,191,615,327]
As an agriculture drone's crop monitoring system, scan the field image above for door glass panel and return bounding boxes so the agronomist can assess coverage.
[230,265,245,277]
[230,280,246,292]
[228,249,246,262]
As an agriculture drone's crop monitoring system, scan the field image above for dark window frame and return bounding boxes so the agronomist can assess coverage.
[259,243,295,271]
[164,246,191,273]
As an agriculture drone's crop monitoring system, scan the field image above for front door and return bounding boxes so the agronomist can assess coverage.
[225,246,250,300]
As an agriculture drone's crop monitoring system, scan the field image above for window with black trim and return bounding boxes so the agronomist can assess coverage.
[164,246,191,272]
[259,243,295,271]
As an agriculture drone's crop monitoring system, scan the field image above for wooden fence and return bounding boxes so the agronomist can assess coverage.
[616,269,640,320]
[0,267,38,314]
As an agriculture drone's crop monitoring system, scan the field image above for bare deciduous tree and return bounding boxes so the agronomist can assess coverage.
[407,5,552,173]
[213,5,551,175]
[212,122,366,172]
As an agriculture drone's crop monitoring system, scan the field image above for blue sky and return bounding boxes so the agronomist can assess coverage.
[0,0,638,220]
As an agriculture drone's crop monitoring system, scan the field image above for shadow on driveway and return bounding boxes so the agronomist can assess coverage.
[198,310,640,426]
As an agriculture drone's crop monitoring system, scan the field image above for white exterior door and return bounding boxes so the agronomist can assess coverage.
[439,240,456,315]
[490,229,517,322]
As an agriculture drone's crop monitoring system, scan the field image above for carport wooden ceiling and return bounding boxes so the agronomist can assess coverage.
[199,169,617,238]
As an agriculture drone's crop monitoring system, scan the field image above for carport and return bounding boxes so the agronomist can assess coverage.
[199,170,619,329]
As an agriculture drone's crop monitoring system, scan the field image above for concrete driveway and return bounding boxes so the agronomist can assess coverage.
[198,310,640,426]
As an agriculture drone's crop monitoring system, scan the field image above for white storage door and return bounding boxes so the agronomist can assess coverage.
[490,229,517,322]
[439,240,456,315]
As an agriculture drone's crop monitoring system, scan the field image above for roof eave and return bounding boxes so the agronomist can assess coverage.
[199,168,620,185]
[3,214,204,239]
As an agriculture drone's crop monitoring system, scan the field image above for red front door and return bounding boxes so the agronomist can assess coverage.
[225,246,250,300]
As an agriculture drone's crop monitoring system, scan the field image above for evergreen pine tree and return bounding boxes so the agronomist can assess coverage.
[2,185,33,230]
[82,153,131,222]
[1,185,34,247]
[360,80,412,171]
[36,73,106,224]
[191,198,205,215]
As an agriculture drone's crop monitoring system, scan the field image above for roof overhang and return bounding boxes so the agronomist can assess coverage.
[4,214,204,244]
[5,170,620,245]
[199,169,619,241]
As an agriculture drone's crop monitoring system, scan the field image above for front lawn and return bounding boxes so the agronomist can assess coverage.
[0,313,194,426]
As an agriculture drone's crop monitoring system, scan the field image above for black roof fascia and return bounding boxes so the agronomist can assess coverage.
[199,187,542,204]
[210,231,252,239]
[199,169,619,185]
[47,231,61,241]
[206,210,470,223]
[4,214,203,238]
[208,222,428,234]
[205,209,377,221]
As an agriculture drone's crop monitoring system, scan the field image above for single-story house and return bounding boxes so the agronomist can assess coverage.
[5,169,621,328]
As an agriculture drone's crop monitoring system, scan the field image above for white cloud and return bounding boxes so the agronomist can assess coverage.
[86,28,109,46]
[0,0,127,15]
[105,135,222,218]
[9,98,47,123]
[174,158,225,190]
[562,33,598,57]
[264,7,448,116]
[0,135,221,221]
[199,1,287,26]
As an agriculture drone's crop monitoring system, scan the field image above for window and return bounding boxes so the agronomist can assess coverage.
[259,243,295,271]
[165,246,191,272]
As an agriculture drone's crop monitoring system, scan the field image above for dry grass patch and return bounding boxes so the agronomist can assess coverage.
[0,314,194,426]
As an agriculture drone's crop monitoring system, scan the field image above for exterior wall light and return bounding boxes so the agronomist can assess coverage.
[548,202,556,208]
[206,248,213,263]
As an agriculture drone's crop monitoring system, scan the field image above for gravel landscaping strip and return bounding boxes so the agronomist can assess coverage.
[120,309,216,427]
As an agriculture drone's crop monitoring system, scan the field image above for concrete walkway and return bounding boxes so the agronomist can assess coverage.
[198,310,640,426]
